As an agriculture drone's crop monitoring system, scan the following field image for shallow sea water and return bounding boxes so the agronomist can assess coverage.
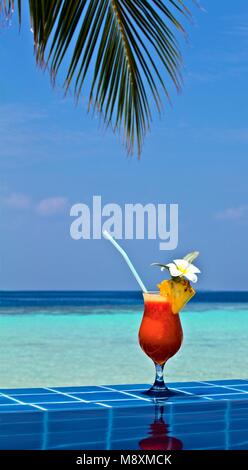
[0,303,247,388]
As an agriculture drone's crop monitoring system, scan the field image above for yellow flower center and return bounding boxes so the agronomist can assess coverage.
[178,266,187,275]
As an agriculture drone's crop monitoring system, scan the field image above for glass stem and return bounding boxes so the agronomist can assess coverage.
[153,362,167,391]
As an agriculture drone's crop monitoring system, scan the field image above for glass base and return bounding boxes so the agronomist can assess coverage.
[143,385,172,398]
[143,362,175,398]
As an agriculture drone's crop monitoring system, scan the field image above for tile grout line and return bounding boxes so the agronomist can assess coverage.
[213,385,248,395]
[225,400,231,450]
[106,408,113,450]
[89,398,144,403]
[95,402,112,408]
[44,387,90,403]
[99,385,152,402]
[170,387,214,401]
[42,411,49,450]
[0,393,46,411]
[198,381,248,396]
[46,387,149,395]
[45,387,112,410]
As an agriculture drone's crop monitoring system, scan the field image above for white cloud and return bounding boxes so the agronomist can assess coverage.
[1,192,69,216]
[216,206,248,220]
[2,192,31,210]
[35,197,69,216]
[222,24,248,38]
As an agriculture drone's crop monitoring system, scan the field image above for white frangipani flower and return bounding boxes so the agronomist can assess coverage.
[165,259,201,283]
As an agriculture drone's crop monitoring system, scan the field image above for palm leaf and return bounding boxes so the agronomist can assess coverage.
[183,251,199,264]
[151,263,170,271]
[0,0,14,26]
[8,1,193,155]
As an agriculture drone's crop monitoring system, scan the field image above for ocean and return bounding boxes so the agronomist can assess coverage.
[0,291,248,388]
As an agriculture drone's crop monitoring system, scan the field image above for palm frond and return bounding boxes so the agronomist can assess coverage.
[0,0,14,26]
[184,251,199,263]
[15,1,193,155]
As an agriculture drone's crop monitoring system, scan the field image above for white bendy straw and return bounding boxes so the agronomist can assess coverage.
[103,230,148,293]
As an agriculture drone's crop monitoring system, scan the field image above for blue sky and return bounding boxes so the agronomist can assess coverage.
[0,1,248,291]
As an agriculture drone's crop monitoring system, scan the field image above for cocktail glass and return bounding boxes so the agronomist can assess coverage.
[139,292,183,397]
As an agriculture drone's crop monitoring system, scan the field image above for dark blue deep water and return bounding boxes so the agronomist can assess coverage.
[1,290,248,308]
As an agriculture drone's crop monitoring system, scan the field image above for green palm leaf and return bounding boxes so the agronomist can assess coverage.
[3,0,193,155]
[184,251,199,264]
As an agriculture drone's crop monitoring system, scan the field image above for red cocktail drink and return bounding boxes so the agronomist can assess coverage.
[139,291,184,396]
[139,293,183,365]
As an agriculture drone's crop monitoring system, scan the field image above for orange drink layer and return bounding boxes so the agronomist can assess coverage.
[139,293,183,365]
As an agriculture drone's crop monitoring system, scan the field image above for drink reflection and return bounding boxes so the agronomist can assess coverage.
[139,402,183,450]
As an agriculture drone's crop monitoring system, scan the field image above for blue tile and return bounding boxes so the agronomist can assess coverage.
[99,399,152,409]
[49,417,108,433]
[172,401,227,413]
[47,408,107,422]
[0,434,43,450]
[44,402,105,411]
[0,404,38,413]
[179,386,236,396]
[166,396,206,404]
[230,400,248,409]
[170,391,207,401]
[166,381,210,388]
[225,385,248,392]
[51,442,107,450]
[173,409,226,425]
[229,442,248,450]
[230,404,248,418]
[0,397,21,405]
[112,414,155,430]
[0,388,47,396]
[53,386,103,393]
[0,409,43,424]
[47,429,108,447]
[71,391,138,402]
[12,394,80,404]
[229,430,248,447]
[112,404,159,418]
[174,431,226,450]
[212,394,248,401]
[207,379,248,386]
[176,386,213,394]
[110,428,147,441]
[111,440,142,450]
[104,384,150,391]
[0,381,248,450]
[0,421,43,436]
[229,418,248,431]
[173,420,225,434]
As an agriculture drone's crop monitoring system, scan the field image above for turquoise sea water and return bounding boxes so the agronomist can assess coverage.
[0,293,248,388]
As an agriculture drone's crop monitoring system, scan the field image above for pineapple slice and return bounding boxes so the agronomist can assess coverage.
[158,279,195,314]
